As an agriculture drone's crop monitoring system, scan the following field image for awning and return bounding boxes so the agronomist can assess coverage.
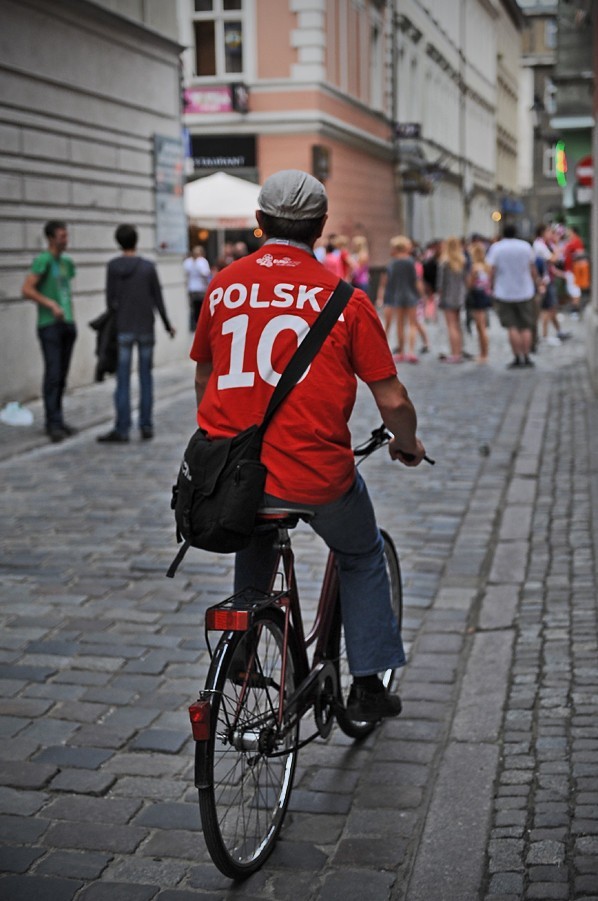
[184,171,261,228]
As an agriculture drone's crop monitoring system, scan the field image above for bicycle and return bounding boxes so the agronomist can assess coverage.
[188,426,419,880]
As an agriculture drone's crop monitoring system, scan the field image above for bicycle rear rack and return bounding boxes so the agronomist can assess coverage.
[205,587,287,632]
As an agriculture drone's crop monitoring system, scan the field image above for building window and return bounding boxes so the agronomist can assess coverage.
[193,0,244,78]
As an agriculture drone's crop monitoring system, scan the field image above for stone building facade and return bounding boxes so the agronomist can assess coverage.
[0,0,188,405]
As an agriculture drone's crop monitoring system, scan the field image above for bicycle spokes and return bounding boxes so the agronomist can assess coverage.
[197,610,299,878]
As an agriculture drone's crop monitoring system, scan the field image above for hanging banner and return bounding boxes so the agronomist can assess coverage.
[153,134,187,254]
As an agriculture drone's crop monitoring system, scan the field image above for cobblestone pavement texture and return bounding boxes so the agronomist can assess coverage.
[1,314,597,900]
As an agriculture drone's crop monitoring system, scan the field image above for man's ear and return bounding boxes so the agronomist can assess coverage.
[315,213,328,241]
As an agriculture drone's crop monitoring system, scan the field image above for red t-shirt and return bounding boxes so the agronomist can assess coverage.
[190,242,396,504]
[563,235,584,272]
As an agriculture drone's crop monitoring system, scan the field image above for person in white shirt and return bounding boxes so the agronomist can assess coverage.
[486,225,538,369]
[183,246,212,332]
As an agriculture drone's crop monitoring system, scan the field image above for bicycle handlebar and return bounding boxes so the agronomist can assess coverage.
[353,424,435,465]
[353,425,392,457]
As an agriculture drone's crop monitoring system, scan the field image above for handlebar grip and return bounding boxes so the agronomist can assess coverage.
[401,451,435,465]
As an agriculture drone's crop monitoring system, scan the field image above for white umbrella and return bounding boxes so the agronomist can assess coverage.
[184,171,261,228]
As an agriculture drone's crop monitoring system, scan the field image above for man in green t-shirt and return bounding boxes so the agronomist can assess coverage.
[22,220,77,442]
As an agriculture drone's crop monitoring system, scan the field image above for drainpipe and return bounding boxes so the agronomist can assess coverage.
[459,0,470,235]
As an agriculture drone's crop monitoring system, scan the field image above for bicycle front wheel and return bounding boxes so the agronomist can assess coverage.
[197,607,300,880]
[333,529,403,739]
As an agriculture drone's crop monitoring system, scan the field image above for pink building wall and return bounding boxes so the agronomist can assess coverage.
[255,0,296,79]
[258,134,398,266]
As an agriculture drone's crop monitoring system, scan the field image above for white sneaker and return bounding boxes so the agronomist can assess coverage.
[546,336,562,347]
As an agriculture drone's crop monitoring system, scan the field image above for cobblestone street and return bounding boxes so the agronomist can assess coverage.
[1,315,597,900]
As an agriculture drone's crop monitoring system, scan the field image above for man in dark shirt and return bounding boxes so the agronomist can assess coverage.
[97,224,176,443]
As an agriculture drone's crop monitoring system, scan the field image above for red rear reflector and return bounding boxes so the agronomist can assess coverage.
[206,609,251,631]
[189,700,211,740]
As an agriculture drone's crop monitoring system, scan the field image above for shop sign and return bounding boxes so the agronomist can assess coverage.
[184,83,249,114]
[190,134,256,170]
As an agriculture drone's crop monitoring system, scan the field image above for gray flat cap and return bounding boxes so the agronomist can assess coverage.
[258,169,328,220]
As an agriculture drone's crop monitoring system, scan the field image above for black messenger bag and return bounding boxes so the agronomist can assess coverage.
[166,279,353,577]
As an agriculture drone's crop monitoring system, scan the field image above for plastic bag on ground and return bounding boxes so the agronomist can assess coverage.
[0,402,34,427]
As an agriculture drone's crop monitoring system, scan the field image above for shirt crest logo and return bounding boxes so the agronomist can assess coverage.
[256,254,300,268]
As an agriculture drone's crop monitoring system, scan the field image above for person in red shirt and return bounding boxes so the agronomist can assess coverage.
[191,169,426,721]
[562,225,587,315]
[562,225,585,272]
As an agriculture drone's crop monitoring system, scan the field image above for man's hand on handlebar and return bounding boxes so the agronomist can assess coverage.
[388,437,427,467]
[353,426,434,466]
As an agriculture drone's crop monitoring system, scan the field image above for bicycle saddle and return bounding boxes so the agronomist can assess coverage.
[256,506,315,529]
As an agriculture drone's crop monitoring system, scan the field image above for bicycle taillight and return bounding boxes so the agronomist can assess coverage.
[206,609,252,631]
[189,699,211,740]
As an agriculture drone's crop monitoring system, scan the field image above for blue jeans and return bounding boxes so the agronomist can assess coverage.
[234,471,405,676]
[37,321,77,430]
[114,333,154,436]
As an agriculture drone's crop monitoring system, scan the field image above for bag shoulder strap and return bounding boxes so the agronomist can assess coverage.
[166,538,190,579]
[259,279,353,433]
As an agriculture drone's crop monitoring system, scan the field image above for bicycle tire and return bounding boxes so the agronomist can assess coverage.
[197,607,300,880]
[332,529,403,739]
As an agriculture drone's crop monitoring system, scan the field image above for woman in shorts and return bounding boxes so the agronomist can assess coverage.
[467,241,493,362]
[376,235,422,364]
[436,237,467,363]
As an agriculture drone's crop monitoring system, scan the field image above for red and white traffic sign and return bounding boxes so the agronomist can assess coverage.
[575,155,593,187]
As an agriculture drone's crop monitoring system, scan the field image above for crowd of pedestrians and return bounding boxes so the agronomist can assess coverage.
[367,222,588,369]
[181,222,589,374]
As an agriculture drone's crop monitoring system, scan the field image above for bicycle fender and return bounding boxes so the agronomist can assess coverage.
[194,636,235,790]
[194,741,212,789]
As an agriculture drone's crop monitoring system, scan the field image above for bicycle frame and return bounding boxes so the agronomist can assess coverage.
[260,523,340,730]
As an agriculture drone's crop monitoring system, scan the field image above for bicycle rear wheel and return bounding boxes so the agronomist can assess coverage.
[333,529,403,739]
[197,607,300,880]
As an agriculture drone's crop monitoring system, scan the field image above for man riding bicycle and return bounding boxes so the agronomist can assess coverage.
[190,169,426,721]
